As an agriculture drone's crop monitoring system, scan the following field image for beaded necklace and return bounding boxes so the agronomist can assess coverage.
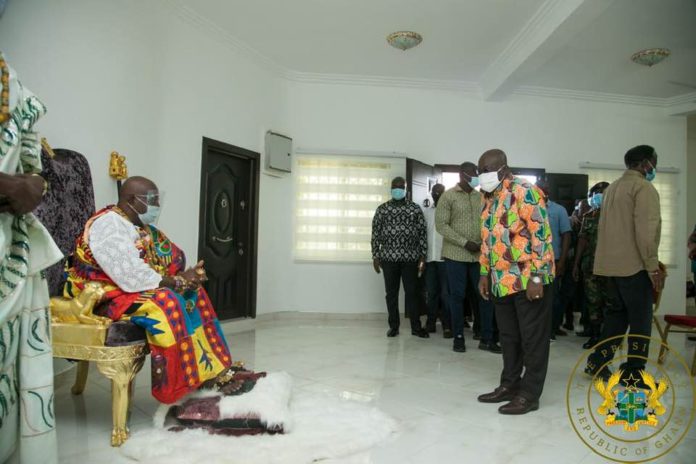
[0,52,9,124]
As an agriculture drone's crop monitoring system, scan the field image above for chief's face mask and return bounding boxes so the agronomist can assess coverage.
[129,192,162,225]
[589,192,603,209]
[479,166,505,193]
[391,188,407,201]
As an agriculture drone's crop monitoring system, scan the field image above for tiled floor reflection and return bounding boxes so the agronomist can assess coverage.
[54,316,696,463]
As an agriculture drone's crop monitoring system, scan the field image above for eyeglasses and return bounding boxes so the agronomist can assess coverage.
[134,190,163,206]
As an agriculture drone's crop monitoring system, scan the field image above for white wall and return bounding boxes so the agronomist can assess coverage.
[1,0,688,317]
[0,0,289,317]
[274,82,688,315]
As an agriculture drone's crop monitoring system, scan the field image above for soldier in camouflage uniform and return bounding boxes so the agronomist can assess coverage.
[573,182,610,349]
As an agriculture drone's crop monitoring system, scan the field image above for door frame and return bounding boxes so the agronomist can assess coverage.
[198,137,260,319]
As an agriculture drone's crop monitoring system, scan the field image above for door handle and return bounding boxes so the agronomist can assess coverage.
[212,235,234,243]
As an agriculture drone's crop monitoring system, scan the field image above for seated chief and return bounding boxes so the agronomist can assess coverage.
[64,176,232,404]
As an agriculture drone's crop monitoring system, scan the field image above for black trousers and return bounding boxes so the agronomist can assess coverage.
[381,261,421,331]
[494,285,553,401]
[587,271,653,374]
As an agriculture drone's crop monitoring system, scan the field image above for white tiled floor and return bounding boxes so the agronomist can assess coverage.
[54,316,696,463]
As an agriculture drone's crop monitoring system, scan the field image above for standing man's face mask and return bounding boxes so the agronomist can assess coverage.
[589,193,603,209]
[462,172,480,189]
[391,188,407,201]
[645,161,657,182]
[479,166,505,193]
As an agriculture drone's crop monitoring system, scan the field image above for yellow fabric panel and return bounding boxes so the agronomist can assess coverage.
[190,326,227,382]
[130,299,176,348]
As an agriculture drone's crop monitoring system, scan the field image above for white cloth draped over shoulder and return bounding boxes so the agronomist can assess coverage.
[88,211,162,293]
[0,55,62,464]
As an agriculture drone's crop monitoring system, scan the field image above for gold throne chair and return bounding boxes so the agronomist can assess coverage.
[36,146,147,447]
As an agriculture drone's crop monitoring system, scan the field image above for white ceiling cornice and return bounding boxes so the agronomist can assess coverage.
[513,85,666,107]
[164,0,289,77]
[479,0,612,101]
[164,0,694,115]
[664,92,696,116]
[285,71,480,94]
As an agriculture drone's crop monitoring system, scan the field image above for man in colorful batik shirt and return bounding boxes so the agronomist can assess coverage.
[65,176,232,404]
[475,149,555,415]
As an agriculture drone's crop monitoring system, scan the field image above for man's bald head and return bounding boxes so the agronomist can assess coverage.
[118,176,158,201]
[117,176,160,226]
[478,149,507,173]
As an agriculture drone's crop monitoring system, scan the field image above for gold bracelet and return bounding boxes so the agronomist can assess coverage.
[30,173,49,196]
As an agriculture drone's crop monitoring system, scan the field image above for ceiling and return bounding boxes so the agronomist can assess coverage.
[516,0,696,99]
[178,0,696,102]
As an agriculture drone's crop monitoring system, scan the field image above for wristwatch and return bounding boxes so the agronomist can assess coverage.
[531,276,542,285]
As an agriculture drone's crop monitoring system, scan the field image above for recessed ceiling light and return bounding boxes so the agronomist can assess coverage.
[631,48,671,67]
[387,31,423,51]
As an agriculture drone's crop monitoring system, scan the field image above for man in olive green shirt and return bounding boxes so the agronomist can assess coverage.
[585,145,665,385]
[436,162,500,353]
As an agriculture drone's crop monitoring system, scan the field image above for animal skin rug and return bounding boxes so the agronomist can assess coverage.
[120,372,399,464]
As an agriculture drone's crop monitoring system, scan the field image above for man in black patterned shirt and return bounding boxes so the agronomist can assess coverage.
[372,177,429,338]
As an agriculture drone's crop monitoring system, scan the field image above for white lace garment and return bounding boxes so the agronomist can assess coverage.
[88,211,162,293]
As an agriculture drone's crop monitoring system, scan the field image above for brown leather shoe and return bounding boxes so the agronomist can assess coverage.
[498,396,539,415]
[477,386,517,403]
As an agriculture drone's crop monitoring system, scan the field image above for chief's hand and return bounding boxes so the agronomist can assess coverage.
[180,260,207,288]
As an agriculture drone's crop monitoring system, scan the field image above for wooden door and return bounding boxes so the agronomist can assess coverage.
[198,138,259,320]
[545,173,589,215]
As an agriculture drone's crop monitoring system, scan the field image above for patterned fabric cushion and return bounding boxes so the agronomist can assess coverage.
[104,320,147,346]
[34,148,96,296]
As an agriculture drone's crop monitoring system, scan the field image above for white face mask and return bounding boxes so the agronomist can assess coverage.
[479,167,504,192]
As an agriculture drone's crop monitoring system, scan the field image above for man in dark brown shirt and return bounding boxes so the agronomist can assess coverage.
[585,145,665,385]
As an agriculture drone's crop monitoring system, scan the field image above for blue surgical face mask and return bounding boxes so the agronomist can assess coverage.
[391,188,406,201]
[468,176,480,188]
[589,193,603,209]
[138,205,161,225]
[645,161,656,182]
[130,197,161,225]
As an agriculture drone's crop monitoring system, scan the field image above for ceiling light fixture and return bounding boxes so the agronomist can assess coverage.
[631,48,671,67]
[387,31,423,51]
